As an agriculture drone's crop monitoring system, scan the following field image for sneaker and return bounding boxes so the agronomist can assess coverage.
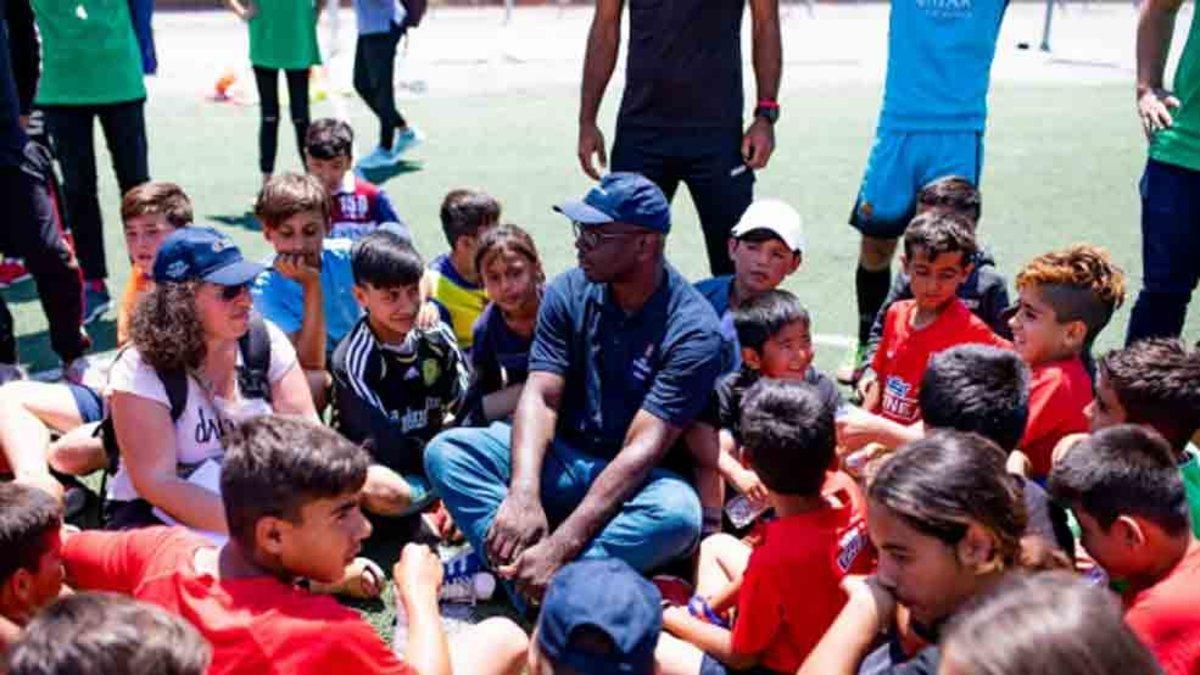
[439,571,496,604]
[835,341,866,385]
[0,362,26,385]
[0,258,31,288]
[389,127,421,159]
[355,145,396,171]
[442,548,485,585]
[82,281,112,325]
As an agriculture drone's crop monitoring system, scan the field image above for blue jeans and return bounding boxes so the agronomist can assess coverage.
[424,422,702,573]
[1127,158,1200,344]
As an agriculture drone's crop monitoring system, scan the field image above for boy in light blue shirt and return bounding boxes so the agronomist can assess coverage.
[840,0,1009,386]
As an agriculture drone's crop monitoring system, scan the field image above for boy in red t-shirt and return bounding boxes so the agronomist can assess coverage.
[1008,245,1126,479]
[0,483,65,657]
[660,379,874,674]
[861,213,1005,424]
[1050,426,1200,675]
[59,416,528,675]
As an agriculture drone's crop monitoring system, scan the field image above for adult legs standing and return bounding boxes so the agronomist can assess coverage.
[283,69,310,168]
[1127,158,1200,343]
[253,66,281,177]
[97,100,150,205]
[352,22,406,152]
[44,106,103,282]
[677,127,753,277]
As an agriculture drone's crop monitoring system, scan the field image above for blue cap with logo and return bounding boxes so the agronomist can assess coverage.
[152,226,264,286]
[553,172,671,234]
[536,558,662,675]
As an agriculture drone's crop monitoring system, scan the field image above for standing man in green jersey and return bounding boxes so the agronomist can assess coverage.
[1129,0,1200,343]
[30,0,149,325]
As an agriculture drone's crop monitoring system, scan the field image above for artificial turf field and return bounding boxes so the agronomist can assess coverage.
[5,1,1200,636]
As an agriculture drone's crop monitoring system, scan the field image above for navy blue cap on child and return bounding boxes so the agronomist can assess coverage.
[152,226,264,286]
[536,558,662,675]
[553,172,672,235]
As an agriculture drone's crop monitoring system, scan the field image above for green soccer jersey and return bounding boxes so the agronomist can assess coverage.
[247,0,321,71]
[1181,445,1200,538]
[31,0,145,105]
[1151,3,1200,171]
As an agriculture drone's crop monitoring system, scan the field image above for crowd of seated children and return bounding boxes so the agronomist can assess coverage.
[694,199,804,372]
[461,223,544,426]
[0,182,191,501]
[423,188,501,352]
[303,117,406,242]
[662,379,873,675]
[1051,425,1200,675]
[332,229,468,520]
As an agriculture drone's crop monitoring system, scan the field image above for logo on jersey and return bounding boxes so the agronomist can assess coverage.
[631,344,657,383]
[837,521,870,573]
[881,376,919,423]
[917,0,972,19]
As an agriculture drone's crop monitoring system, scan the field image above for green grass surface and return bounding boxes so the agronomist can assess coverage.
[17,79,1200,633]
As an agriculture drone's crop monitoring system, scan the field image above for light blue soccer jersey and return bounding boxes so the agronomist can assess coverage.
[879,0,1009,132]
[252,238,363,352]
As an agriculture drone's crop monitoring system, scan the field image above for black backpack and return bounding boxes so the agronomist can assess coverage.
[99,313,274,474]
[402,0,427,28]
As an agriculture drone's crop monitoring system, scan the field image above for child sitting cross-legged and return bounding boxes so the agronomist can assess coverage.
[58,415,529,675]
[332,229,469,519]
[685,290,843,535]
[660,379,874,675]
[460,224,544,426]
[1050,425,1200,675]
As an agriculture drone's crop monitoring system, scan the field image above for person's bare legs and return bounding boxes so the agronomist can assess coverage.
[695,533,751,598]
[0,381,86,499]
[448,617,529,675]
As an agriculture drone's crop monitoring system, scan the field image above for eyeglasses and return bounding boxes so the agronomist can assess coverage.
[216,283,251,302]
[572,221,637,249]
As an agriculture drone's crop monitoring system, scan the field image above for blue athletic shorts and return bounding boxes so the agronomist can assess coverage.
[67,382,105,424]
[849,129,984,240]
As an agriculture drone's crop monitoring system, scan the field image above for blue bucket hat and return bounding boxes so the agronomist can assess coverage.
[152,226,263,286]
[553,172,671,235]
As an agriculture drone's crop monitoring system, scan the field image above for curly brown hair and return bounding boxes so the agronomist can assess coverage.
[1016,245,1126,343]
[129,281,207,373]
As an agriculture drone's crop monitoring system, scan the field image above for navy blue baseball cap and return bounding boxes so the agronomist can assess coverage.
[536,559,662,675]
[152,226,263,285]
[554,172,671,234]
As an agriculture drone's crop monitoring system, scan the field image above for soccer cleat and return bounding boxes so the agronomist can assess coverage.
[355,145,396,171]
[438,571,496,604]
[389,127,421,159]
[82,280,112,325]
[836,341,867,385]
[0,258,31,288]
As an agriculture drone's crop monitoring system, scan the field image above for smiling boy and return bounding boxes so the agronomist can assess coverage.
[861,213,1006,424]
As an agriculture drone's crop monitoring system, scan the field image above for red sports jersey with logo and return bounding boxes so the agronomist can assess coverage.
[870,298,1008,424]
[730,473,876,673]
[328,175,403,241]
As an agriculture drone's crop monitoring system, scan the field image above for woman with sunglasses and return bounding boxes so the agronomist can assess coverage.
[105,227,316,531]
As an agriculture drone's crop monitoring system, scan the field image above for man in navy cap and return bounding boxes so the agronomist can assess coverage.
[426,173,724,603]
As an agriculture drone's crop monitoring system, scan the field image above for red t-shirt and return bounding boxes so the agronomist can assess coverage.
[62,527,411,675]
[1019,356,1092,479]
[1124,544,1200,675]
[730,475,876,673]
[871,298,1007,424]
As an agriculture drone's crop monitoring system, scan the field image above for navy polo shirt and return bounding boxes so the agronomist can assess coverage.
[528,264,724,459]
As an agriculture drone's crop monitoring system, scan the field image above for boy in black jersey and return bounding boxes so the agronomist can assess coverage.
[332,230,468,518]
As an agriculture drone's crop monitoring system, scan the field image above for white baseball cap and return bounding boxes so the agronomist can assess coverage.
[730,199,805,254]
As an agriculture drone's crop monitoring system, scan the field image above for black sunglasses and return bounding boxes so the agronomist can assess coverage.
[217,283,251,301]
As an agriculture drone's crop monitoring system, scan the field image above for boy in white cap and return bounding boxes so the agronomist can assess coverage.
[695,199,805,374]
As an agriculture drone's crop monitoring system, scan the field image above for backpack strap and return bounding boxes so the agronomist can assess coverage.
[236,312,273,404]
[159,368,189,422]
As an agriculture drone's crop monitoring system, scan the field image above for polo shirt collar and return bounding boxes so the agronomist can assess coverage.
[587,264,674,321]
